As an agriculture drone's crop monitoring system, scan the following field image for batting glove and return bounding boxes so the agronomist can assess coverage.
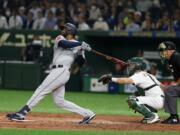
[81,42,92,52]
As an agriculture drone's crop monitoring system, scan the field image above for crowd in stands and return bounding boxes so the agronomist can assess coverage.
[0,0,180,32]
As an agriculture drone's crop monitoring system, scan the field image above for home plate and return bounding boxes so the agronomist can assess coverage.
[11,119,35,122]
[2,119,35,122]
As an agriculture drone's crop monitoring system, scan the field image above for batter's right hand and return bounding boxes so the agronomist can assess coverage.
[81,42,92,52]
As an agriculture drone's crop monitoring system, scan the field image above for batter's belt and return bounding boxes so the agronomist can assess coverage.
[52,64,71,71]
[52,65,63,69]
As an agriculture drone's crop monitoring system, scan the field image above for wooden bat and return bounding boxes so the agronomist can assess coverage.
[91,49,128,69]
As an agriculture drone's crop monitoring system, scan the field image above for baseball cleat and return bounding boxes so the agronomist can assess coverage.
[79,113,96,124]
[140,117,148,124]
[6,113,25,122]
[145,113,160,124]
[161,116,180,124]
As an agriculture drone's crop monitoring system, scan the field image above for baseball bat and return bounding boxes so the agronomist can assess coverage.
[91,49,128,68]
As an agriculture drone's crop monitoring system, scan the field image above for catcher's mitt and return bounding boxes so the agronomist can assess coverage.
[98,74,112,84]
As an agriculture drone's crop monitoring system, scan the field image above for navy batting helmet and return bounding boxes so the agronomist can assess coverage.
[60,23,77,36]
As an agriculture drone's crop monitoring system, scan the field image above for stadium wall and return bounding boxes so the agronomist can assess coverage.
[0,30,179,91]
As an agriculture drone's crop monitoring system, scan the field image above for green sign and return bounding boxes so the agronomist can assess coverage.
[0,29,60,47]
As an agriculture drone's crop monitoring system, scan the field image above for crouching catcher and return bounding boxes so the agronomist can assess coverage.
[98,57,164,124]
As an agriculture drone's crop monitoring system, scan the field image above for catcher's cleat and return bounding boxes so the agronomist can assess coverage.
[79,113,96,124]
[145,113,160,124]
[6,113,25,122]
[140,117,148,124]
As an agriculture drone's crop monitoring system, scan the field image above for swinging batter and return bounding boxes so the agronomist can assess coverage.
[7,23,95,124]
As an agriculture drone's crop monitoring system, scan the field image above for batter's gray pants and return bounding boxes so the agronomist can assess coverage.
[164,85,180,114]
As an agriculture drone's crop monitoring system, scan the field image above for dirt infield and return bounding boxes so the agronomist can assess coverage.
[0,112,180,132]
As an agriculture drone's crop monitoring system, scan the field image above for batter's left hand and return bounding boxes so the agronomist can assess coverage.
[81,42,92,52]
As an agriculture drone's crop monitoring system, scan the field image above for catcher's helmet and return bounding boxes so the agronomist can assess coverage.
[60,23,77,36]
[127,57,146,76]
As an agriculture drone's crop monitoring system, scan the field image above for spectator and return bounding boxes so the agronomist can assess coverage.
[141,13,155,31]
[125,13,141,32]
[50,2,58,15]
[160,0,176,15]
[136,0,153,13]
[149,0,161,22]
[172,9,180,32]
[29,1,41,19]
[88,3,101,26]
[119,8,131,28]
[0,0,180,31]
[43,10,57,30]
[123,0,136,11]
[106,6,118,30]
[33,10,45,30]
[116,8,129,30]
[24,11,34,29]
[4,8,11,22]
[9,9,23,29]
[56,2,65,16]
[93,16,109,30]
[0,9,8,29]
[43,1,53,18]
[18,6,27,29]
[68,2,77,23]
[77,15,90,30]
[134,11,142,27]
[156,12,171,32]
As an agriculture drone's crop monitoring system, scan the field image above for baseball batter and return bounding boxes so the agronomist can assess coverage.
[7,23,95,124]
[98,57,164,124]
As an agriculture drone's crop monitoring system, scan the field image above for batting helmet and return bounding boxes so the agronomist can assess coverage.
[60,23,77,36]
[126,57,146,76]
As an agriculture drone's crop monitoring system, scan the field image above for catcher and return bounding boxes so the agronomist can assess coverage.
[98,57,164,124]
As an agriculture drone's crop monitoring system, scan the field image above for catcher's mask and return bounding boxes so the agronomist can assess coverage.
[126,57,146,76]
[60,23,77,37]
[158,41,176,64]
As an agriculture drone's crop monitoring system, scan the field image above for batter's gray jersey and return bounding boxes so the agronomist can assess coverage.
[26,35,94,117]
[53,35,84,69]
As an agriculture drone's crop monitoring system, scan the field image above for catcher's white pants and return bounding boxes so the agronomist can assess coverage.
[137,96,164,110]
[26,67,93,117]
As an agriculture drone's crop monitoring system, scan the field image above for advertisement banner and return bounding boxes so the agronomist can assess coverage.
[90,78,108,92]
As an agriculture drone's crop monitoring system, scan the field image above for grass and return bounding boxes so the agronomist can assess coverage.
[0,129,180,135]
[0,89,133,115]
[0,89,176,116]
